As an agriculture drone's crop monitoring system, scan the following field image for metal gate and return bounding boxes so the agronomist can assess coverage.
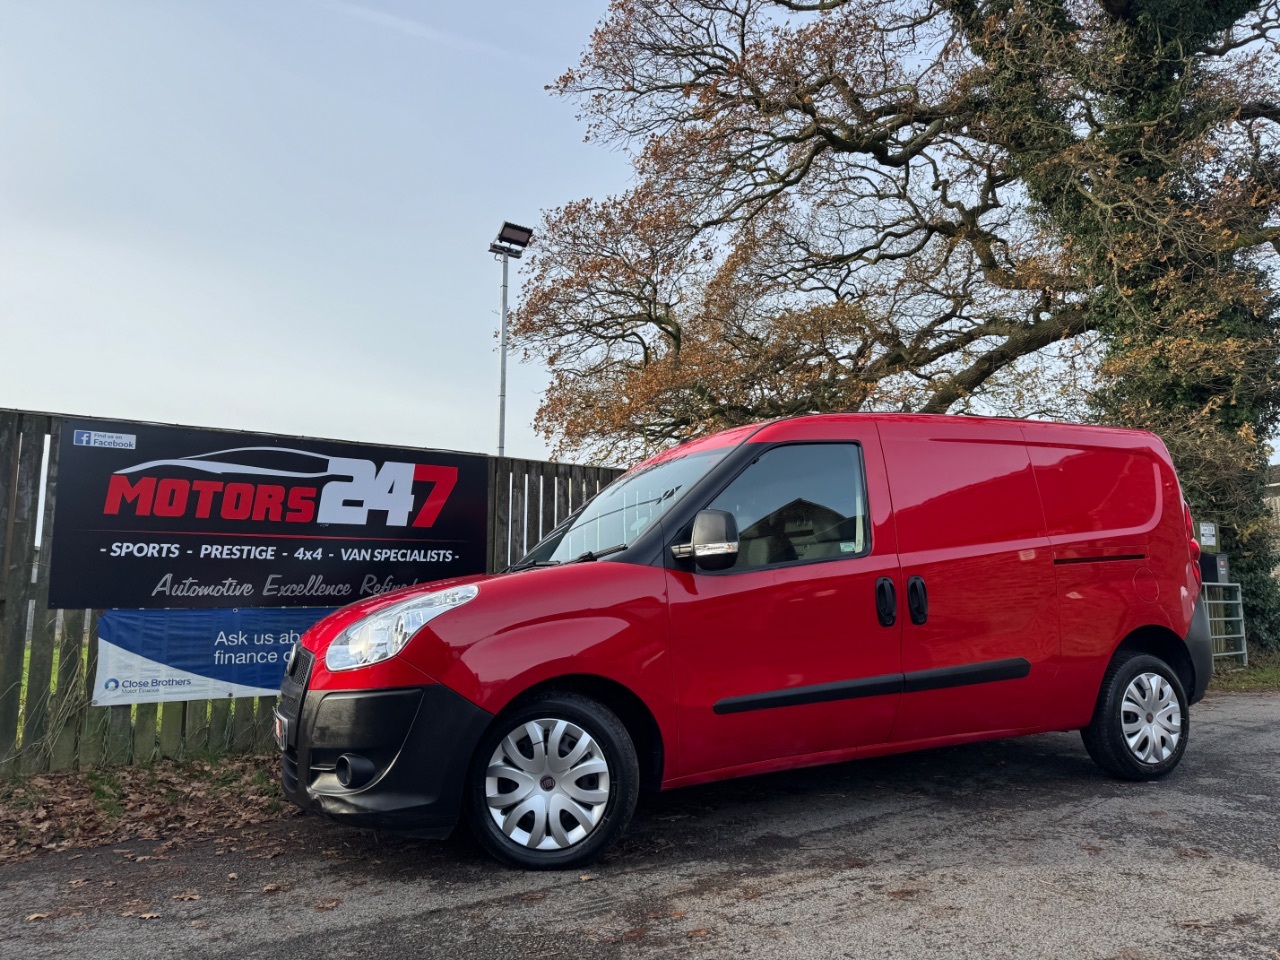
[1202,582,1247,666]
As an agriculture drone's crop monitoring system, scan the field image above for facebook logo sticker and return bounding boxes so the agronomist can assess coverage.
[73,429,136,450]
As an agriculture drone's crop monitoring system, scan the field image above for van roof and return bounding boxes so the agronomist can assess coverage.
[628,412,1160,474]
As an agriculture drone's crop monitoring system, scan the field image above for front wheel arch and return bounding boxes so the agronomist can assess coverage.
[502,674,666,795]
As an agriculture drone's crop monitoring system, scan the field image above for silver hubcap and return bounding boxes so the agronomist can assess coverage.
[485,718,611,851]
[1121,672,1181,764]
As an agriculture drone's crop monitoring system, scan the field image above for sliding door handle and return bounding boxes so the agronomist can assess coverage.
[907,576,928,625]
[875,577,896,627]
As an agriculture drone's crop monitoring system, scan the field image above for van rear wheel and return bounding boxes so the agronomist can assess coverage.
[1082,651,1189,780]
[465,692,639,869]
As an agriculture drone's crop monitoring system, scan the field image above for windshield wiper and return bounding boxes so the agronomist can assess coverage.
[570,543,628,563]
[570,489,677,527]
[508,559,561,571]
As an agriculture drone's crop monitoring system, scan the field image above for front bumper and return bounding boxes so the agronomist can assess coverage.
[1184,596,1212,705]
[277,656,492,838]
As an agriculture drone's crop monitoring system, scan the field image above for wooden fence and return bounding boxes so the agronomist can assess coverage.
[486,456,620,573]
[0,408,620,775]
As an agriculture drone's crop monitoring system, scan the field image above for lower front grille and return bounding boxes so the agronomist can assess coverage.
[278,646,314,721]
[282,747,299,793]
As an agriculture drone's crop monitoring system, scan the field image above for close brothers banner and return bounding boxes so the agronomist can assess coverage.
[49,417,491,705]
[93,608,337,706]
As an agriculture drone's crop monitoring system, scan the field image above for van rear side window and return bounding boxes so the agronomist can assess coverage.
[707,444,868,571]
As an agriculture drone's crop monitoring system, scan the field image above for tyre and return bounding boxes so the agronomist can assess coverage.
[1081,651,1189,781]
[465,692,639,869]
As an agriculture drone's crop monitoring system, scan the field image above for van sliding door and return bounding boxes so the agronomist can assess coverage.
[879,418,1059,741]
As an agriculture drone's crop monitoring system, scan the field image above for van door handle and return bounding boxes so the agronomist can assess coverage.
[875,578,896,627]
[907,576,928,625]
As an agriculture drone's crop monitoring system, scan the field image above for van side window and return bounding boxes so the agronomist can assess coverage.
[707,444,868,572]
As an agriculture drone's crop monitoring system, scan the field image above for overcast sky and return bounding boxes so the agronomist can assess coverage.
[0,0,626,461]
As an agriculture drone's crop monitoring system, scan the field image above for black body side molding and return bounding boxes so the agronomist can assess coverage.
[901,657,1031,693]
[1053,555,1146,565]
[712,657,1033,715]
[714,673,904,715]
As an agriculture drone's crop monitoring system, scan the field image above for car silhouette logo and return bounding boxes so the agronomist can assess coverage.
[114,446,339,479]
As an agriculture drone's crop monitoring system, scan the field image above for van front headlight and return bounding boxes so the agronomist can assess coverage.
[325,585,479,671]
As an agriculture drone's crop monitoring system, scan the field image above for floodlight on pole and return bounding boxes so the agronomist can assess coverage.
[489,222,533,459]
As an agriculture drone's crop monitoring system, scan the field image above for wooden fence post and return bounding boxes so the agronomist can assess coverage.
[231,697,256,753]
[0,411,18,600]
[492,458,511,572]
[539,462,557,542]
[0,414,49,774]
[485,458,499,574]
[78,611,109,769]
[47,609,85,771]
[20,421,59,773]
[253,696,278,753]
[157,701,184,759]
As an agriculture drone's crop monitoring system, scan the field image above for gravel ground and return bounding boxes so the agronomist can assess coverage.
[2,691,1277,960]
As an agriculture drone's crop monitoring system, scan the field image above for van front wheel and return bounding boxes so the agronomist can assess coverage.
[465,692,639,869]
[1081,652,1189,780]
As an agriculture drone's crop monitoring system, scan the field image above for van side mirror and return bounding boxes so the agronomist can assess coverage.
[672,509,739,571]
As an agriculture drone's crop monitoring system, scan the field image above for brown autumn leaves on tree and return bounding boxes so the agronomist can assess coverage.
[509,0,1280,463]
[513,0,1280,635]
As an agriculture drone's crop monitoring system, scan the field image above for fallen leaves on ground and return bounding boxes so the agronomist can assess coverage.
[887,888,923,900]
[0,756,296,864]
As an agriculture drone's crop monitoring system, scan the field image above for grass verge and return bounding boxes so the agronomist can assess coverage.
[1209,650,1280,693]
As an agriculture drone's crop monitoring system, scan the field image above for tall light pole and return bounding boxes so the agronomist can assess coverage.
[489,221,533,459]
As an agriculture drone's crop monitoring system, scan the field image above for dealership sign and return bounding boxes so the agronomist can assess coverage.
[50,418,490,609]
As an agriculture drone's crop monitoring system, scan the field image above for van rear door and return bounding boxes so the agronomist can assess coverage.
[878,418,1059,741]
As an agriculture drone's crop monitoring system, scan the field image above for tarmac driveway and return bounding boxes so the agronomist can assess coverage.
[2,691,1277,960]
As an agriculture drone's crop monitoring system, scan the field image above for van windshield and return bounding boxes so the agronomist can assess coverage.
[533,448,730,565]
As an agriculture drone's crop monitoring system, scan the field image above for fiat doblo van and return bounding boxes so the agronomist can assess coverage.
[277,413,1212,868]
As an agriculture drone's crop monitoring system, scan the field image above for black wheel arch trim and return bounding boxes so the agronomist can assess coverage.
[1183,596,1212,705]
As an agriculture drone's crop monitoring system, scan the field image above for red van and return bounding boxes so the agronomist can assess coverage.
[277,414,1211,869]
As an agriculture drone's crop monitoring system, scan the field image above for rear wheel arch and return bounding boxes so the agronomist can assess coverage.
[1107,625,1195,701]
[1081,650,1189,780]
[498,674,666,795]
